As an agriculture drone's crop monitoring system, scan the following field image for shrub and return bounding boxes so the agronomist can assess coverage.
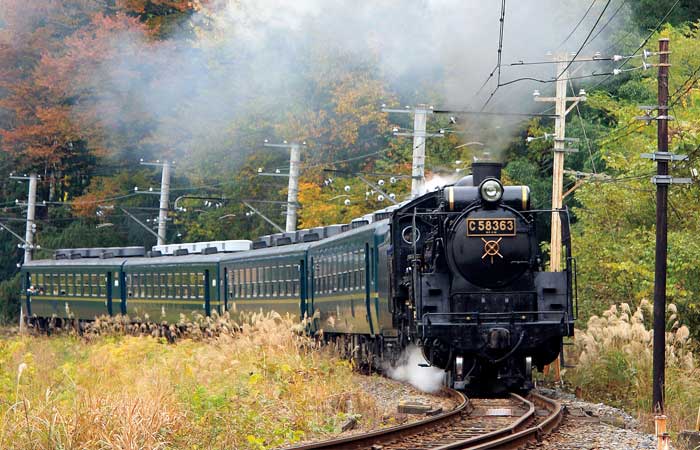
[0,274,21,324]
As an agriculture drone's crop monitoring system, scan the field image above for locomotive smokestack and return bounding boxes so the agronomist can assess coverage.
[472,161,502,184]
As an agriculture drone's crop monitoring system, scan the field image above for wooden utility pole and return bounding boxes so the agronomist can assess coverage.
[534,56,584,272]
[652,37,671,417]
[534,56,585,381]
[640,38,690,416]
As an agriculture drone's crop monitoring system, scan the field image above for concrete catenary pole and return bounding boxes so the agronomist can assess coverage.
[262,141,304,233]
[411,106,428,198]
[157,161,170,246]
[23,173,37,264]
[382,105,442,200]
[286,144,300,232]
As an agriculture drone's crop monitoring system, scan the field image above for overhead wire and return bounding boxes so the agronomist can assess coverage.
[588,0,681,91]
[480,0,508,111]
[557,0,613,80]
[496,0,506,86]
[556,0,598,50]
[668,63,700,108]
[569,79,598,174]
[509,57,613,66]
[497,70,617,88]
[473,63,500,98]
[480,0,626,106]
[589,40,697,151]
[583,0,628,50]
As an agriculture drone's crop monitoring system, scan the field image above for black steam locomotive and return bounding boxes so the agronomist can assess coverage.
[21,161,574,391]
[390,161,575,390]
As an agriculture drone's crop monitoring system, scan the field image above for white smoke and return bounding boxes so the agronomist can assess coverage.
[386,345,445,393]
[425,174,461,192]
[81,0,631,169]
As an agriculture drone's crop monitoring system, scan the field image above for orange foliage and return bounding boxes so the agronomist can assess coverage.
[71,176,123,218]
[329,73,390,146]
[0,5,149,169]
[297,180,380,229]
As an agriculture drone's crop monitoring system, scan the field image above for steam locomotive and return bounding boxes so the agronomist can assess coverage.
[21,161,575,391]
[389,161,575,390]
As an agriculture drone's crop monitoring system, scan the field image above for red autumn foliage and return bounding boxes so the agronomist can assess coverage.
[0,0,198,173]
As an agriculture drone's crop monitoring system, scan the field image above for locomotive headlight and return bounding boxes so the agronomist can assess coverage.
[479,179,503,203]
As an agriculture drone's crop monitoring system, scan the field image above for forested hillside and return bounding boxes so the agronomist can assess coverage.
[1,0,699,333]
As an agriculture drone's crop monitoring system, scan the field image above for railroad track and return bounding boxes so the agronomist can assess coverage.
[283,390,562,450]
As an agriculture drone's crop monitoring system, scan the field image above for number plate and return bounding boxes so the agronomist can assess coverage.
[466,218,516,237]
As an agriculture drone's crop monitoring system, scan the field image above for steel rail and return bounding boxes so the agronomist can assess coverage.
[281,389,469,450]
[458,392,563,450]
[280,391,562,450]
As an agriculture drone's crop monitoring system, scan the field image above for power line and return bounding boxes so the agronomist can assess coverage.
[569,79,598,174]
[556,0,598,50]
[584,0,628,49]
[496,0,506,86]
[497,70,615,88]
[474,63,500,98]
[589,0,681,91]
[668,63,700,108]
[597,59,699,145]
[509,56,614,66]
[603,26,636,55]
[41,192,142,206]
[557,0,613,80]
[480,0,508,111]
[302,149,390,170]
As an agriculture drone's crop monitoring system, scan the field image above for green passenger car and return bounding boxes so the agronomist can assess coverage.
[122,254,223,323]
[307,222,388,336]
[221,242,310,320]
[21,259,123,321]
[18,220,394,338]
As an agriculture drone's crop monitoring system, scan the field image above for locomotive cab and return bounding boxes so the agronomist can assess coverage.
[390,161,575,392]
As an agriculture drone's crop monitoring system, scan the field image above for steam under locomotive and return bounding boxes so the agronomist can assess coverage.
[21,161,575,391]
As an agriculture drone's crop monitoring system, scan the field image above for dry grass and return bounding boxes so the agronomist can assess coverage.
[0,312,381,449]
[567,300,699,435]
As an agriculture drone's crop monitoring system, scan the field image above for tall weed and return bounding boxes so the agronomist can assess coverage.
[568,300,699,433]
[0,312,378,449]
